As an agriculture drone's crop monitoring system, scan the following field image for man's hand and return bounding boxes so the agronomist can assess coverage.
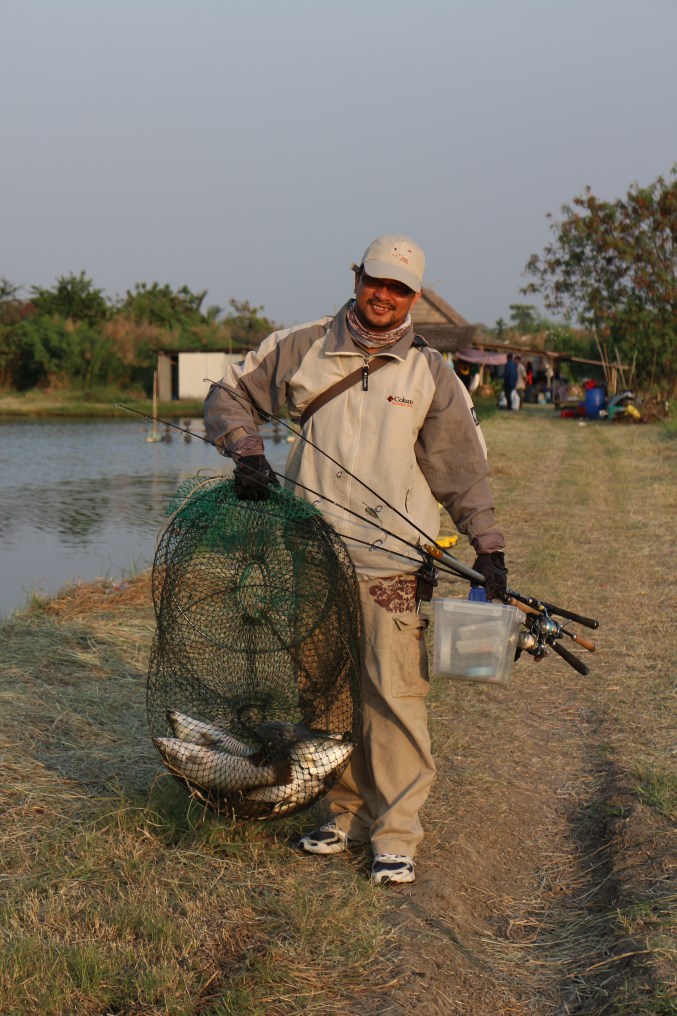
[233,455,279,501]
[471,552,508,601]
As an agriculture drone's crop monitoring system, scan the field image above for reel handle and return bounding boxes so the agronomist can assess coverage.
[551,641,589,676]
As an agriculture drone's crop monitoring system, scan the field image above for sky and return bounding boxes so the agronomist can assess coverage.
[3,0,676,330]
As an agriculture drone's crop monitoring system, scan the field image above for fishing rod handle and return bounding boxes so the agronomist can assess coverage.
[510,591,599,630]
[563,630,596,652]
[551,640,589,676]
[505,596,540,617]
[543,604,599,630]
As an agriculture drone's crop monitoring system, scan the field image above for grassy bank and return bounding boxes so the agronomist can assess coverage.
[1,411,675,1013]
[0,387,205,419]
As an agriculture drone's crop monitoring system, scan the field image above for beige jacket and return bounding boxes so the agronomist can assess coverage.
[204,302,505,580]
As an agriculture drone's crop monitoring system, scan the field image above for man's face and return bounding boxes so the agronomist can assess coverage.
[353,270,421,331]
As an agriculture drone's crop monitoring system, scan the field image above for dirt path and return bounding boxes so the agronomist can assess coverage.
[373,414,676,1015]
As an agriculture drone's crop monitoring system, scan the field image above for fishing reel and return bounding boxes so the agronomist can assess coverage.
[508,592,598,676]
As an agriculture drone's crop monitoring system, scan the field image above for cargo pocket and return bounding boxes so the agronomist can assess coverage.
[390,615,430,698]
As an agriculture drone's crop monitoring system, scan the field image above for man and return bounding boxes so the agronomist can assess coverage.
[503,352,518,411]
[204,234,507,884]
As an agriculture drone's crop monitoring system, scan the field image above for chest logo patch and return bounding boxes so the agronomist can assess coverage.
[387,394,414,407]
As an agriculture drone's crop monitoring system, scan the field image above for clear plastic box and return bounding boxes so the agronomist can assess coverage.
[433,598,523,685]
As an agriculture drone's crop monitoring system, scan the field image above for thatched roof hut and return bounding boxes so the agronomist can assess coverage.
[411,289,487,353]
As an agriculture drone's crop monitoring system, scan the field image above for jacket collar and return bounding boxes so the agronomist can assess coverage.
[325,301,416,361]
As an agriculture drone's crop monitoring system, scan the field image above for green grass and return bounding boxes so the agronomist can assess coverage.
[633,765,677,819]
[659,415,677,440]
[0,386,205,418]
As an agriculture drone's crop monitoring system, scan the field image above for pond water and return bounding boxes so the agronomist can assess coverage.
[0,417,293,619]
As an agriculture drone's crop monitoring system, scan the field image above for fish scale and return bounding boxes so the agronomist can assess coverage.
[153,736,291,792]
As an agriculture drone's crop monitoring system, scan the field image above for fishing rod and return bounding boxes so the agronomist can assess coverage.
[113,405,201,443]
[114,403,477,582]
[115,400,481,585]
[201,379,485,589]
[202,380,601,673]
[116,401,600,674]
[423,542,598,674]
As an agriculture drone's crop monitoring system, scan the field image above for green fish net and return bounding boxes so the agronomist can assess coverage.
[147,475,362,819]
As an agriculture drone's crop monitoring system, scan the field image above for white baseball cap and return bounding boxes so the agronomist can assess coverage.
[353,234,426,293]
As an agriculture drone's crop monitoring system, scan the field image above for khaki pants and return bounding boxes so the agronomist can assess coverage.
[328,576,436,857]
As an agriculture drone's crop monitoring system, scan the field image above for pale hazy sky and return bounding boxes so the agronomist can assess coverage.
[3,0,676,329]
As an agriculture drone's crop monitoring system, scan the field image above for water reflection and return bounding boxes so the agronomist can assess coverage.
[0,418,292,618]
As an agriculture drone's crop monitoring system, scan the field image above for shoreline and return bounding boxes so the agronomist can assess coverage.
[0,391,205,419]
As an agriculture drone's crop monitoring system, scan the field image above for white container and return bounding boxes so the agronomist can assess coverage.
[433,598,523,685]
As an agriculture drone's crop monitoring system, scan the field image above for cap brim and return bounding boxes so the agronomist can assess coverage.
[362,257,421,293]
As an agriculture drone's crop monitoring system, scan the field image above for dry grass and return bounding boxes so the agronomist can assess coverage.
[412,408,677,1014]
[0,575,395,1014]
[1,408,676,1014]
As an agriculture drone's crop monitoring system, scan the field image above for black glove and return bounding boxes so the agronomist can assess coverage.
[233,455,279,501]
[471,552,508,601]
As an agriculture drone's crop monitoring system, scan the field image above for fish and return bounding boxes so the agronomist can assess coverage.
[243,736,354,818]
[253,720,344,755]
[155,710,353,817]
[167,710,340,757]
[166,710,256,756]
[153,736,291,793]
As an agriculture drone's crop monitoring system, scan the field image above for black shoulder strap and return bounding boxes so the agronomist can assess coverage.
[299,356,391,427]
[300,333,427,427]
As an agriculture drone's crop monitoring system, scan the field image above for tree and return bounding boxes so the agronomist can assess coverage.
[119,282,207,328]
[0,278,20,303]
[508,303,540,334]
[523,167,677,397]
[226,298,275,349]
[31,272,109,325]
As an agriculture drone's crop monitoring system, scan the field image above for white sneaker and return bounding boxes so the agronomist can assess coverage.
[371,853,415,885]
[299,821,348,855]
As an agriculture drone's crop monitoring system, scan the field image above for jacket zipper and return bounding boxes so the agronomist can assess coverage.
[362,354,382,391]
[362,359,369,391]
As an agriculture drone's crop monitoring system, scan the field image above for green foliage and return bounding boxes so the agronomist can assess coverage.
[508,303,541,334]
[118,282,207,328]
[226,298,275,349]
[524,167,677,396]
[0,278,28,329]
[31,272,109,325]
[0,317,124,390]
[0,270,275,393]
[0,277,21,304]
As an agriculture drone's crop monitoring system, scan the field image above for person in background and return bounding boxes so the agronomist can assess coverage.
[204,234,508,885]
[524,360,535,403]
[515,355,527,408]
[503,352,518,411]
[454,357,472,390]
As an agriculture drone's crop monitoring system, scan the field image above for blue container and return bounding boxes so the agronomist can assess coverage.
[585,387,605,419]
